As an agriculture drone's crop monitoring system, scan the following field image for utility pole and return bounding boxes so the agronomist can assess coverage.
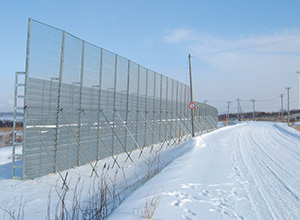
[280,94,284,122]
[297,71,300,109]
[251,99,255,120]
[227,101,231,125]
[237,98,241,121]
[188,54,195,137]
[286,87,291,126]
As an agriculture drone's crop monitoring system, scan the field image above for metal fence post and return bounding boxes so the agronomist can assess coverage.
[41,80,45,120]
[145,69,148,149]
[112,54,118,154]
[54,31,66,170]
[77,40,85,165]
[152,72,156,146]
[136,65,140,143]
[176,81,179,139]
[97,48,103,160]
[159,74,163,142]
[171,79,175,138]
[125,60,131,151]
[184,85,190,133]
[20,18,32,179]
[165,77,169,141]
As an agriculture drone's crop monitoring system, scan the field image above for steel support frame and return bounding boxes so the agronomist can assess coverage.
[129,111,159,153]
[100,110,134,163]
[173,112,191,142]
[26,109,68,186]
[81,110,120,168]
[54,31,66,170]
[12,72,26,179]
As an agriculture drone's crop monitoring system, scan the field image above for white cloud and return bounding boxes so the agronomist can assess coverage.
[163,29,200,43]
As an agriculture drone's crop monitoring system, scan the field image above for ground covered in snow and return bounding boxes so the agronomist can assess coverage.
[0,134,194,219]
[109,122,300,220]
[0,122,300,219]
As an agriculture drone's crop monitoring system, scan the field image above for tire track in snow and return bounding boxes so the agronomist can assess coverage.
[250,124,300,194]
[248,132,300,197]
[237,125,280,220]
[236,122,300,219]
[272,124,300,160]
[262,160,299,201]
[228,133,262,220]
[243,141,289,219]
[220,124,262,219]
[232,128,276,219]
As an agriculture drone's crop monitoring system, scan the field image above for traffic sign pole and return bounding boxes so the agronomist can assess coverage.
[188,54,195,137]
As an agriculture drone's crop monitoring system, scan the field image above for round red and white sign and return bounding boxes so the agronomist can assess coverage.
[189,102,196,109]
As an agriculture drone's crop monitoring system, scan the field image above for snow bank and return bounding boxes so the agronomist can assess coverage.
[0,139,194,219]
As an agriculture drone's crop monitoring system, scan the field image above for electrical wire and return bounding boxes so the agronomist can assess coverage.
[192,36,300,57]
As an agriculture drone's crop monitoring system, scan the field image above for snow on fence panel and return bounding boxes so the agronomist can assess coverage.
[13,19,218,180]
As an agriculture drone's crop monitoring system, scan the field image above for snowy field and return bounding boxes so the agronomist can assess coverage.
[0,122,300,219]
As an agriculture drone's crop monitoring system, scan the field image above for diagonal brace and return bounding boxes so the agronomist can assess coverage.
[81,110,120,168]
[100,110,134,163]
[176,113,193,141]
[115,111,145,158]
[128,111,156,152]
[26,109,69,189]
[138,111,167,150]
[115,111,142,150]
[60,109,99,178]
[159,112,178,148]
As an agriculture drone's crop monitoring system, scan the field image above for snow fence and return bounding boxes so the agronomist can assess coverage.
[12,19,218,179]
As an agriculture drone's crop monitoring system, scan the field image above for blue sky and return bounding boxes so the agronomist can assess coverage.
[1,0,300,114]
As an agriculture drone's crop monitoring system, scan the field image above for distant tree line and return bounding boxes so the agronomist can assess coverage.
[218,109,300,121]
[0,120,23,127]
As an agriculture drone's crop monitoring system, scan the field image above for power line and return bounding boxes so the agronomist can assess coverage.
[206,97,279,104]
[192,36,300,57]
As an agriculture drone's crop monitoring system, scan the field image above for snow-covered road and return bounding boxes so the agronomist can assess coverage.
[109,122,300,220]
[232,122,300,219]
